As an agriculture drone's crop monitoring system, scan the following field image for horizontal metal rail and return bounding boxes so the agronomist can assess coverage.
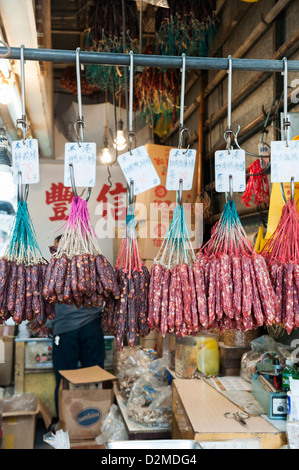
[3,46,299,72]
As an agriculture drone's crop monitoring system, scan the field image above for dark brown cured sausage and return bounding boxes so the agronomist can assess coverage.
[13,263,26,324]
[25,265,33,321]
[160,268,170,337]
[7,261,18,312]
[32,264,41,315]
[71,256,79,298]
[76,255,86,295]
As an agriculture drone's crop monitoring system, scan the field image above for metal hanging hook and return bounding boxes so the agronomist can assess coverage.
[177,178,183,206]
[128,179,135,206]
[226,174,233,202]
[128,50,135,154]
[16,45,28,142]
[69,163,91,202]
[74,47,86,146]
[15,45,29,201]
[282,57,291,147]
[17,170,29,203]
[224,55,233,154]
[178,53,190,150]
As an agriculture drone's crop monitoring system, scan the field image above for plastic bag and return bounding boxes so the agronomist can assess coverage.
[2,392,37,414]
[240,335,292,382]
[126,367,172,429]
[95,404,128,445]
[43,430,70,449]
[116,347,158,402]
[286,421,299,449]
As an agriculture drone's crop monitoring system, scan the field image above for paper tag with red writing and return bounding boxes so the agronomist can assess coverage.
[12,139,39,184]
[166,148,196,191]
[215,149,246,192]
[64,142,96,188]
[271,140,299,183]
[117,146,161,195]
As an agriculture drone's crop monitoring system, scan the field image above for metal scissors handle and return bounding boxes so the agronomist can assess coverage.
[224,411,250,426]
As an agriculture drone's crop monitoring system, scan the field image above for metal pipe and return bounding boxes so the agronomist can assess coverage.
[3,47,299,72]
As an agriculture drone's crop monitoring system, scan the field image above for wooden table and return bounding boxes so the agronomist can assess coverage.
[172,379,287,449]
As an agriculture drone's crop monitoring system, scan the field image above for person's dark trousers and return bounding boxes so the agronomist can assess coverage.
[52,316,105,418]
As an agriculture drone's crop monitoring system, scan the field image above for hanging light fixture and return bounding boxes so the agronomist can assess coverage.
[113,89,127,151]
[101,126,113,164]
[101,91,114,165]
[0,125,12,172]
[113,118,127,151]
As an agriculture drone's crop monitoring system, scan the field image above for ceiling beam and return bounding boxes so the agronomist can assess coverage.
[0,0,54,158]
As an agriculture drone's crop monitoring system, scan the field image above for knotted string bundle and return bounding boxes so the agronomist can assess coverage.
[148,203,197,338]
[103,201,150,351]
[43,196,120,310]
[241,159,270,208]
[196,199,276,333]
[0,201,54,326]
[261,199,299,334]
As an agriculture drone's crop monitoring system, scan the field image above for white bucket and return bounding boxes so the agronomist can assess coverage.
[287,391,299,421]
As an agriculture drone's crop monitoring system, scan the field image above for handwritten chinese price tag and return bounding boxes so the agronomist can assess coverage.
[117,146,161,195]
[64,142,96,188]
[271,140,299,183]
[166,148,196,191]
[215,149,246,192]
[12,139,39,184]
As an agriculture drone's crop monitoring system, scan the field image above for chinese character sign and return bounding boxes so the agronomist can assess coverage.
[271,140,299,183]
[96,182,127,224]
[215,149,246,193]
[12,139,39,184]
[117,146,161,195]
[64,142,96,188]
[166,148,196,191]
[45,182,73,221]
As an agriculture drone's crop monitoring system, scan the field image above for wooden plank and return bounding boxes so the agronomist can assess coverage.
[174,379,280,435]
[14,341,25,394]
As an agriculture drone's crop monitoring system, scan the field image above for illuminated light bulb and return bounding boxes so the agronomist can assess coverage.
[113,119,127,151]
[101,146,113,165]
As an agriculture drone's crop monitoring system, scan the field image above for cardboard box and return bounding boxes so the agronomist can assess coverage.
[1,393,50,449]
[0,325,15,387]
[58,366,116,441]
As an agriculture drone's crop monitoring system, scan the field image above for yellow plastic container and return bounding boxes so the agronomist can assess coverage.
[175,333,219,378]
[196,334,219,376]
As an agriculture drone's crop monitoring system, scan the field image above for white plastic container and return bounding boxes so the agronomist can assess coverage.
[287,391,299,421]
[290,377,299,395]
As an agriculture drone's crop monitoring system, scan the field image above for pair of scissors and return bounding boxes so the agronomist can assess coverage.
[224,411,250,426]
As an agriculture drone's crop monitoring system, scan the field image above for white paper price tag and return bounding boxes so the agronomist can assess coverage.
[215,149,246,192]
[12,139,39,184]
[117,146,161,195]
[271,140,299,183]
[64,142,96,188]
[166,148,196,191]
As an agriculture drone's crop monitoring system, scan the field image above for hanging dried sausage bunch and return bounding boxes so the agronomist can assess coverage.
[0,200,55,327]
[197,199,276,333]
[261,198,299,334]
[43,196,120,310]
[102,203,150,351]
[148,203,198,339]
